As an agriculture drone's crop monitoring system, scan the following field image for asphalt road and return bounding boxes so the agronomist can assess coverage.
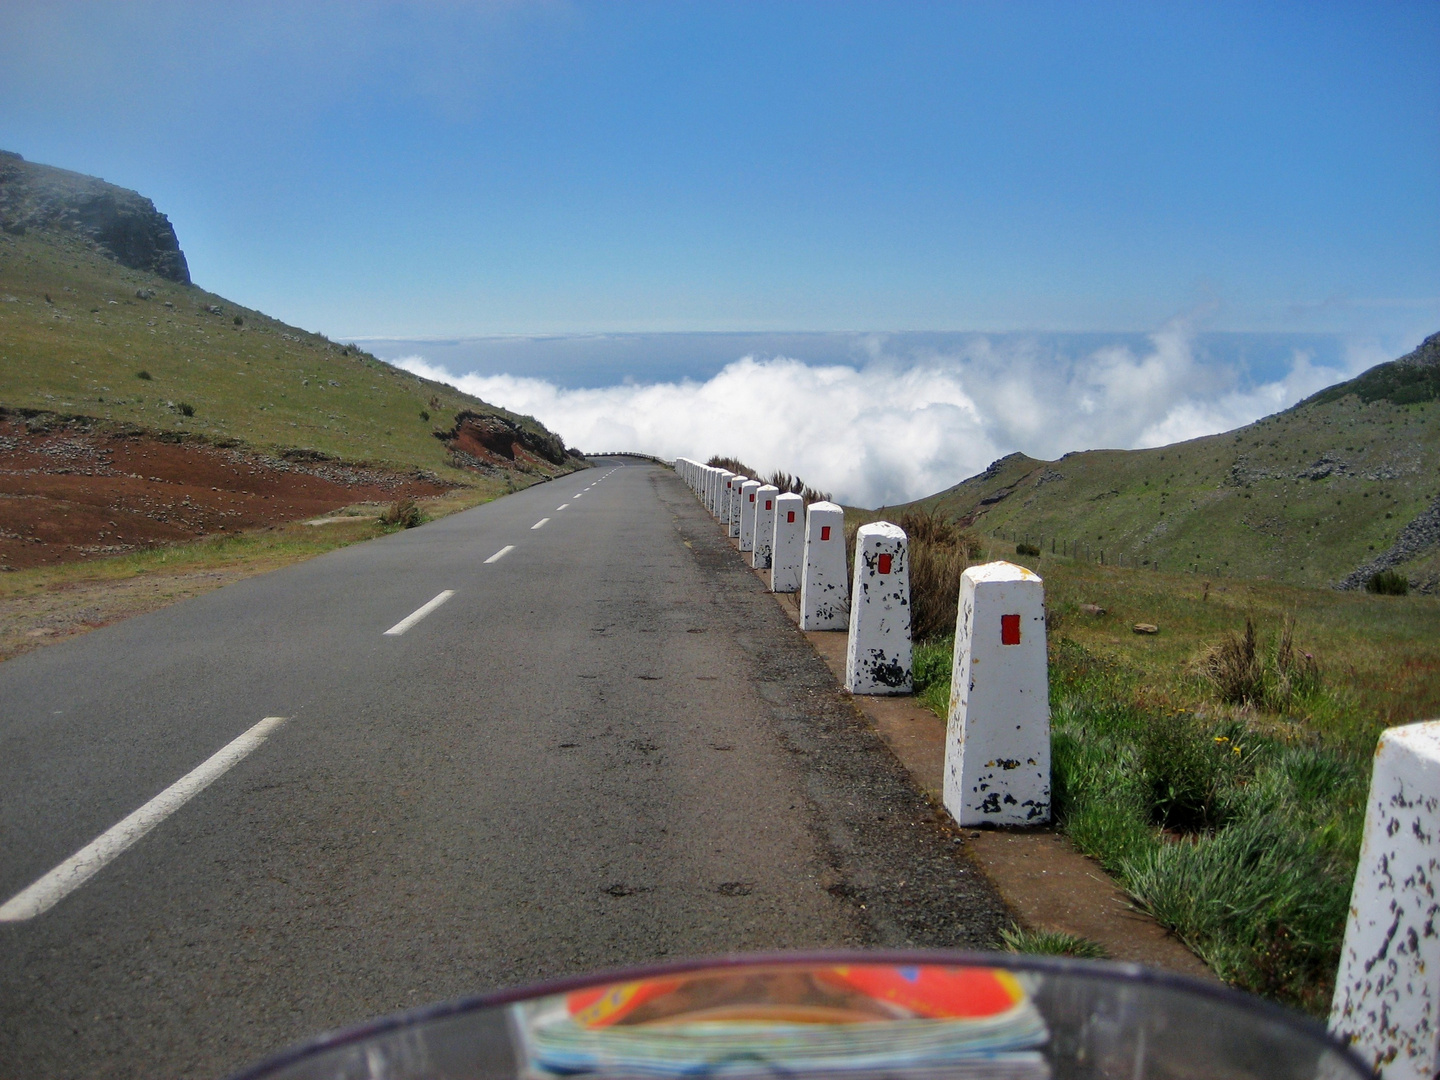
[0,458,1009,1078]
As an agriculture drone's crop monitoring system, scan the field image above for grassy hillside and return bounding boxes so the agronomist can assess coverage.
[0,224,567,480]
[897,334,1440,591]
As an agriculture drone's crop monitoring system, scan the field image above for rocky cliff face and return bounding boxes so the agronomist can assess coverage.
[438,410,569,467]
[0,150,190,283]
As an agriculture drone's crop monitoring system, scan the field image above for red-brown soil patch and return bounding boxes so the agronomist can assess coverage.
[0,412,456,570]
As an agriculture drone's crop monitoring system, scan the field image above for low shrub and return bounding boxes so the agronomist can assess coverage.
[1140,711,1250,832]
[379,498,425,529]
[178,402,194,417]
[1367,569,1409,595]
[136,369,152,380]
[1016,541,1041,557]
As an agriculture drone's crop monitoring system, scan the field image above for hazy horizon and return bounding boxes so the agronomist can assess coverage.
[362,326,1389,508]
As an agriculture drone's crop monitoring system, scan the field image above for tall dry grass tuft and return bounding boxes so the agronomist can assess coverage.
[844,509,984,643]
[908,540,970,642]
[766,470,832,504]
[379,497,425,530]
[1198,615,1322,711]
[706,455,757,478]
[1200,618,1265,705]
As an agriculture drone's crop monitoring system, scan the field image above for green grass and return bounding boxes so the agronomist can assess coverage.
[999,924,1108,959]
[0,227,565,480]
[908,556,1440,1015]
[1048,641,1365,1014]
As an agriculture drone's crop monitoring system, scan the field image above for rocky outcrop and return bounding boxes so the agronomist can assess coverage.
[1335,492,1440,591]
[0,150,190,283]
[437,410,568,467]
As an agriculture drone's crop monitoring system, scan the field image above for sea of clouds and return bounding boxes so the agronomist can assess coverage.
[390,324,1374,507]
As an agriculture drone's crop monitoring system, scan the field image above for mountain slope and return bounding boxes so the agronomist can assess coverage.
[0,150,576,480]
[903,333,1440,592]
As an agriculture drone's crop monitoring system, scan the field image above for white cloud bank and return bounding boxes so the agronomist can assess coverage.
[395,325,1358,507]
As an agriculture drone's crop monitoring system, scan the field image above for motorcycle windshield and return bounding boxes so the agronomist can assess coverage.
[229,952,1366,1080]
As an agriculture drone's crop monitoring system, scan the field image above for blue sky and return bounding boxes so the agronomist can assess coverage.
[2,1,1436,346]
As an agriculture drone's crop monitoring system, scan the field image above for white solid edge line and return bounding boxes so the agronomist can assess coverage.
[0,715,289,922]
[484,545,515,564]
[383,589,455,636]
[556,504,569,510]
[531,518,549,530]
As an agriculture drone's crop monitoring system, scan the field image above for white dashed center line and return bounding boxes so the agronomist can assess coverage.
[0,715,290,922]
[531,518,549,530]
[484,545,515,564]
[384,590,454,636]
[556,504,569,510]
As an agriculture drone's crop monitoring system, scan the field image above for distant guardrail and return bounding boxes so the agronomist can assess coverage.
[583,451,672,466]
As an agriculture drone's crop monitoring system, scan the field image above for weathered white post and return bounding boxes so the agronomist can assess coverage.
[751,485,779,569]
[1331,720,1440,1080]
[718,472,733,528]
[727,476,748,538]
[943,562,1051,827]
[771,492,804,592]
[739,480,760,552]
[716,470,735,526]
[704,467,717,513]
[800,502,848,629]
[844,522,912,695]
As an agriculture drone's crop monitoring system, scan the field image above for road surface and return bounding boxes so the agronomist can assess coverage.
[0,458,1008,1078]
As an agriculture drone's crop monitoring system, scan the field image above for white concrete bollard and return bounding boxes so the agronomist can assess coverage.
[717,472,731,529]
[800,502,849,630]
[751,485,779,569]
[716,470,735,525]
[739,480,760,552]
[704,466,717,513]
[1330,721,1440,1080]
[943,562,1051,827]
[770,492,804,592]
[727,476,748,538]
[844,522,912,695]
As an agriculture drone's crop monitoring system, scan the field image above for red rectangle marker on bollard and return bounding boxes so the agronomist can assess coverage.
[878,553,892,574]
[821,526,831,541]
[787,511,795,523]
[1001,613,1021,645]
